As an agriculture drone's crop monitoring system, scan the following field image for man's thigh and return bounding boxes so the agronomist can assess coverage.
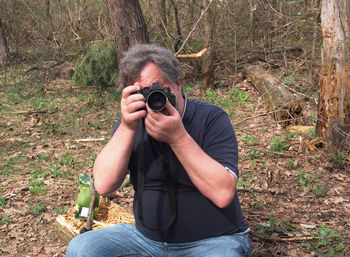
[168,233,252,257]
[65,224,163,257]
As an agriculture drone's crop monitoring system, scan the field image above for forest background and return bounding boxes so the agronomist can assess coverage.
[0,0,349,256]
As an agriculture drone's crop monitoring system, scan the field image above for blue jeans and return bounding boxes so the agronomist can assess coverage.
[66,224,251,257]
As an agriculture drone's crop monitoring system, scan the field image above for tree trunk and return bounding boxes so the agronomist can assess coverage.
[316,0,350,151]
[106,0,149,63]
[201,0,215,90]
[310,0,321,85]
[0,18,9,65]
[169,0,182,52]
[159,0,167,27]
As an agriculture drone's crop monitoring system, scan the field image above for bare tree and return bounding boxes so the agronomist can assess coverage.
[169,0,182,52]
[0,18,10,65]
[106,0,149,63]
[316,0,350,150]
[201,0,216,89]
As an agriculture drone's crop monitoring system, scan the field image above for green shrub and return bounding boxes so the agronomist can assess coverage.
[72,40,118,89]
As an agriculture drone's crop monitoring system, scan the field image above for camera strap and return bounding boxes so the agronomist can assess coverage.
[136,121,177,232]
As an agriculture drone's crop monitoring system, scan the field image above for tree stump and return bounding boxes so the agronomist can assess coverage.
[326,120,350,153]
[243,64,303,126]
[53,64,74,79]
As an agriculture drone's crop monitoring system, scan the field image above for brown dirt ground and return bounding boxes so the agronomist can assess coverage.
[1,75,349,257]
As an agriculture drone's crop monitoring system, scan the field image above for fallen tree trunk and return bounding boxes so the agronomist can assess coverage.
[243,64,303,126]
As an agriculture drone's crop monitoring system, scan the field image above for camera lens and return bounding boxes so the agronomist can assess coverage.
[147,91,167,111]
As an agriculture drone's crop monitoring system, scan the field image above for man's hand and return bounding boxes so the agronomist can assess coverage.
[120,83,147,131]
[145,100,186,144]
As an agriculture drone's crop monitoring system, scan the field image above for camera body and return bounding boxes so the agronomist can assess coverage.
[134,82,176,111]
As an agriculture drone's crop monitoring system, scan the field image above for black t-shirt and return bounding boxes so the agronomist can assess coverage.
[113,98,249,243]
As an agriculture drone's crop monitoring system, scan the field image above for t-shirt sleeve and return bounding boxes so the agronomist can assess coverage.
[112,117,121,135]
[201,108,239,179]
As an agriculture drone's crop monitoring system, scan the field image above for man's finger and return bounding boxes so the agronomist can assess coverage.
[122,84,140,98]
[164,100,177,115]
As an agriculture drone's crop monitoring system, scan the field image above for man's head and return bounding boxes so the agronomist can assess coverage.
[118,44,183,92]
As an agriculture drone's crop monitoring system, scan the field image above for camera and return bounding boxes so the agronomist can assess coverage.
[133,82,176,111]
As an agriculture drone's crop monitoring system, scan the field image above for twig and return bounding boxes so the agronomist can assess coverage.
[249,231,314,242]
[233,110,277,126]
[160,15,173,41]
[15,108,58,116]
[249,231,350,243]
[233,110,304,127]
[92,220,114,228]
[240,144,295,157]
[175,0,215,56]
[176,47,210,59]
[238,186,286,195]
[75,137,106,143]
[49,59,65,69]
[250,47,302,54]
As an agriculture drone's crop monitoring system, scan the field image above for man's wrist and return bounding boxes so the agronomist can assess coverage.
[169,130,191,149]
[118,121,139,135]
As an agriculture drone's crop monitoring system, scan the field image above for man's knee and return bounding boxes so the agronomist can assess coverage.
[65,232,97,257]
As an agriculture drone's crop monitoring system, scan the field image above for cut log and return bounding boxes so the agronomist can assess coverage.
[243,64,303,126]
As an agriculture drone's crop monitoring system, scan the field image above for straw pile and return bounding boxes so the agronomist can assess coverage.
[55,197,134,242]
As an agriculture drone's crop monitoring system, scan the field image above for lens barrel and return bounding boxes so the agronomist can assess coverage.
[147,90,167,111]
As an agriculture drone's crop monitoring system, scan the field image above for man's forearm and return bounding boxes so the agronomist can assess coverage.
[170,132,237,208]
[93,124,137,194]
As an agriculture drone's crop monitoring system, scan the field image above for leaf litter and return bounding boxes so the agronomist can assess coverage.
[0,67,349,256]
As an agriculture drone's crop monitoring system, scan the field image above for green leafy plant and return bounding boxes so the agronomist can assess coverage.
[47,164,61,178]
[241,135,258,144]
[60,155,74,168]
[30,169,47,179]
[310,111,318,126]
[248,150,260,160]
[205,88,251,108]
[229,88,251,105]
[237,172,253,189]
[46,163,72,179]
[37,152,49,160]
[0,195,6,207]
[303,223,345,256]
[72,40,118,89]
[29,179,47,195]
[53,205,70,215]
[205,88,221,105]
[257,215,298,236]
[298,169,309,188]
[1,214,11,225]
[270,135,289,153]
[313,184,327,197]
[297,169,319,192]
[27,203,46,216]
[265,215,286,233]
[283,77,294,85]
[287,158,299,170]
[329,151,350,165]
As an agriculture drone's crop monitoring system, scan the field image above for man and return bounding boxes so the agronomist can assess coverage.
[66,44,251,257]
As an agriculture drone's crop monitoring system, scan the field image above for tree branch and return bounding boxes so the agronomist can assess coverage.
[175,0,215,56]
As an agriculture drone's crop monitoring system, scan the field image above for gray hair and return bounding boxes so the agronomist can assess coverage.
[118,44,183,91]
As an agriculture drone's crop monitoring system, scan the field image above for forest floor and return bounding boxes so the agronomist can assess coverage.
[0,61,349,257]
